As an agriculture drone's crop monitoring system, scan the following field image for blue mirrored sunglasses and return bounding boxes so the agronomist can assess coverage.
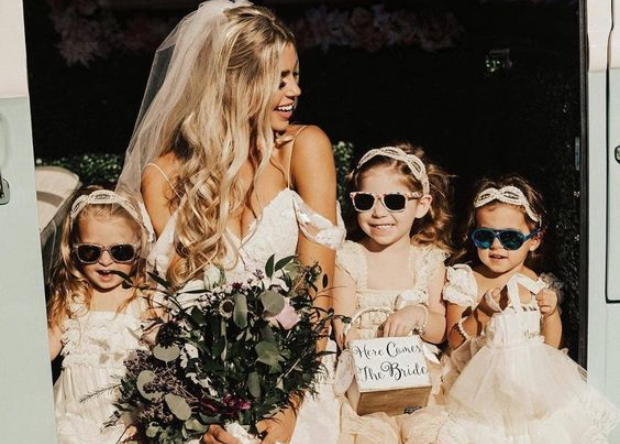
[470,228,540,251]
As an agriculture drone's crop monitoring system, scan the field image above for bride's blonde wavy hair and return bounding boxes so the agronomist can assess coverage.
[155,6,295,287]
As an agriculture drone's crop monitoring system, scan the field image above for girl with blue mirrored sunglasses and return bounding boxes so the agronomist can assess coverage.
[470,227,541,251]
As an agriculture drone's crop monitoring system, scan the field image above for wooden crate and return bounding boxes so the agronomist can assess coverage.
[347,380,431,416]
[342,335,432,416]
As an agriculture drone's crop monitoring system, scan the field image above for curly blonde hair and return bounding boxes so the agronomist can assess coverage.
[145,6,296,287]
[452,174,548,269]
[47,186,148,329]
[344,143,455,255]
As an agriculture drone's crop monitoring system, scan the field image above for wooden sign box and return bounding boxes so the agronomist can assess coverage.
[345,335,432,416]
[347,379,431,416]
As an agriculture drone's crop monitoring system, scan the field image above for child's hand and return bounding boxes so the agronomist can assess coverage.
[475,288,503,317]
[536,288,559,318]
[341,326,360,348]
[382,305,425,338]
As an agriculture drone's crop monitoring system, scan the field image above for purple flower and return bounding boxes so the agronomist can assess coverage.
[231,282,243,291]
[223,394,252,413]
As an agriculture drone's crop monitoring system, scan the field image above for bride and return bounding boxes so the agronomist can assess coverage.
[116,1,344,443]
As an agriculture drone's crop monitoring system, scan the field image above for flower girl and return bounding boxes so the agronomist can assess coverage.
[47,187,150,444]
[434,174,620,443]
[333,144,453,444]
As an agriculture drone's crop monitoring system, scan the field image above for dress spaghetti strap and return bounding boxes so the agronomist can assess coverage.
[144,162,175,192]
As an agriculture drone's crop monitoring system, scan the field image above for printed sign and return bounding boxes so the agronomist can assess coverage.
[349,335,430,392]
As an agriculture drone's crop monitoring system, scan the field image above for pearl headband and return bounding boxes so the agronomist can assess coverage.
[357,147,430,195]
[474,186,541,224]
[70,190,154,242]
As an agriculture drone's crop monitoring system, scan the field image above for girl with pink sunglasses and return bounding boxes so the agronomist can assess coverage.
[332,143,454,444]
[47,187,151,444]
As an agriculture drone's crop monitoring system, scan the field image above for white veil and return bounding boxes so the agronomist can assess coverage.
[116,0,253,195]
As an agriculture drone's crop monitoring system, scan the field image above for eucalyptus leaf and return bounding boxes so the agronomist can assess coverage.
[191,307,207,325]
[199,413,222,424]
[255,341,282,367]
[260,290,285,316]
[153,344,180,363]
[247,371,261,399]
[275,255,295,271]
[266,255,275,278]
[233,293,248,329]
[283,261,301,281]
[146,425,160,438]
[261,325,276,344]
[165,393,192,421]
[137,370,163,401]
[185,419,209,433]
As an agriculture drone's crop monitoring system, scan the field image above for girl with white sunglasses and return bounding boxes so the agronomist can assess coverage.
[47,186,151,444]
[417,174,620,444]
[333,143,454,444]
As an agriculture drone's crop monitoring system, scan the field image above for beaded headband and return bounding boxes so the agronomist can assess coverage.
[70,190,141,223]
[357,147,430,195]
[474,186,541,224]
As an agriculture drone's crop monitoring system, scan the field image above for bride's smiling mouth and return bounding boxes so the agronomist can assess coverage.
[274,102,295,119]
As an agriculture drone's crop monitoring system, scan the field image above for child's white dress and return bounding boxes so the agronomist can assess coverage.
[430,266,620,444]
[335,240,447,444]
[53,300,145,444]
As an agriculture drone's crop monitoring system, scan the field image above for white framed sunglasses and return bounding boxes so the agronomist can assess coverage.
[73,243,140,264]
[349,191,423,213]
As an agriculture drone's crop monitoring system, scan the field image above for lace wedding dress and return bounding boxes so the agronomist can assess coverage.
[53,300,145,444]
[150,186,345,444]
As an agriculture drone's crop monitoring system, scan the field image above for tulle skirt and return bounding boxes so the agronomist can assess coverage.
[433,337,620,444]
[54,367,130,444]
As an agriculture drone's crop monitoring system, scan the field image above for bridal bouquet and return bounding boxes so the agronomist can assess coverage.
[110,256,333,444]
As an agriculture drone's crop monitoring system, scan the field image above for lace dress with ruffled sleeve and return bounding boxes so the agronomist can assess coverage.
[335,240,448,444]
[53,299,146,444]
[412,267,620,444]
[146,184,346,444]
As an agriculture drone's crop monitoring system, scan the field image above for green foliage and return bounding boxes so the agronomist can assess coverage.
[333,141,355,205]
[37,152,123,186]
[112,256,333,443]
[153,344,180,363]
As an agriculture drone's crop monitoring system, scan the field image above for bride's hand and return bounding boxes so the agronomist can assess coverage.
[256,406,298,444]
[202,425,240,444]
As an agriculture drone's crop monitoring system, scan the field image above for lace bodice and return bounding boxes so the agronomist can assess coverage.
[149,188,345,282]
[61,300,145,370]
[54,299,146,444]
[225,188,344,282]
[443,265,564,347]
[336,240,447,338]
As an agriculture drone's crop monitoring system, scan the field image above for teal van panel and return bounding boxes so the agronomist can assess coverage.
[607,68,620,303]
[0,97,57,442]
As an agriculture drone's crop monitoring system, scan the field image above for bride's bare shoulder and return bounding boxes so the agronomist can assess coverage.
[142,152,180,236]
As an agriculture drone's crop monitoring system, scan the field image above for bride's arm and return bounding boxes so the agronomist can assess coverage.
[256,126,337,444]
[290,125,338,311]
